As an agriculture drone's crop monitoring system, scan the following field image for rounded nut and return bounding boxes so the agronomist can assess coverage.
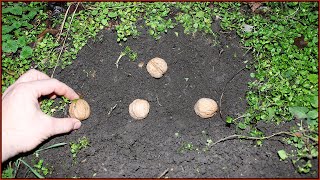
[129,99,150,120]
[69,99,91,121]
[194,98,218,119]
[146,57,168,78]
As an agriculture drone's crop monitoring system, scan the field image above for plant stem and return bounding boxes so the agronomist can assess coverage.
[51,2,80,78]
[35,142,67,154]
[210,131,318,147]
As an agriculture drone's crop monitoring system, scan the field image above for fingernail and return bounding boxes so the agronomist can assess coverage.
[73,121,81,129]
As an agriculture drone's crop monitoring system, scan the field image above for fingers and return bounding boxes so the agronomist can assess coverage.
[48,116,82,135]
[15,69,51,84]
[28,78,79,100]
[3,69,51,98]
[48,93,57,100]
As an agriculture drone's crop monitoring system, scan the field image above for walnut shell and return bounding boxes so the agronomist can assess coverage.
[146,57,168,78]
[194,98,218,119]
[69,99,90,121]
[129,99,150,120]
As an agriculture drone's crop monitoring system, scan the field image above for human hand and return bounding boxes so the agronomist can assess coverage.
[2,69,81,162]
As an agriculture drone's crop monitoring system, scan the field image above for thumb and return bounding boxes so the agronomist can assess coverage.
[49,117,82,135]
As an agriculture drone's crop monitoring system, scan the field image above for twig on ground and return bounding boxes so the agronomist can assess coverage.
[107,104,118,116]
[115,52,126,68]
[158,168,169,178]
[210,131,318,148]
[219,49,224,56]
[156,95,162,106]
[34,3,73,69]
[219,66,247,119]
[56,4,72,43]
[51,2,80,78]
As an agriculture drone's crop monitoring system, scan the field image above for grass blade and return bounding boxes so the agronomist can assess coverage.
[35,142,67,153]
[18,159,44,179]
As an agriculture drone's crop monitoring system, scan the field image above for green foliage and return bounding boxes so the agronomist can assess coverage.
[18,158,44,178]
[1,2,45,92]
[278,150,288,160]
[70,136,90,159]
[226,116,233,124]
[87,2,144,42]
[40,99,55,115]
[2,163,15,178]
[123,46,138,61]
[40,97,70,116]
[144,2,175,39]
[175,2,214,35]
[2,2,39,54]
[178,142,195,153]
[216,2,318,174]
[33,159,52,176]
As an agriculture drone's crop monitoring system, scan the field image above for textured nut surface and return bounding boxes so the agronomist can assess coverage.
[69,99,91,120]
[146,57,168,78]
[129,99,150,120]
[194,98,218,118]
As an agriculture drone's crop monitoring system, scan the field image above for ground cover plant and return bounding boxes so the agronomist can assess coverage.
[2,2,318,178]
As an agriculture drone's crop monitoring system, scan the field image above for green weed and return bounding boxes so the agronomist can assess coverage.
[40,97,70,116]
[175,2,215,35]
[144,2,175,39]
[216,2,318,173]
[70,136,90,160]
[178,142,195,153]
[33,159,53,177]
[1,160,20,178]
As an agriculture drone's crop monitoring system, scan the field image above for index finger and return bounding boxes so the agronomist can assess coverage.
[16,69,51,84]
[3,69,51,98]
[27,78,79,100]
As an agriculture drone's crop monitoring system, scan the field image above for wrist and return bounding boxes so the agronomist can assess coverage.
[2,131,19,162]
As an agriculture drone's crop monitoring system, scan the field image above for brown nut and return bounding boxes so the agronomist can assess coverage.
[129,99,150,120]
[194,98,218,119]
[69,99,91,120]
[146,57,168,78]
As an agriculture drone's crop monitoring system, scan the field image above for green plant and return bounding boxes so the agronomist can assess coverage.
[175,2,215,35]
[70,136,90,159]
[115,46,138,68]
[1,2,46,92]
[2,2,39,55]
[216,2,318,174]
[1,160,20,178]
[144,2,175,39]
[33,159,52,176]
[278,149,288,160]
[123,46,138,61]
[18,158,44,178]
[2,142,66,178]
[178,142,195,153]
[35,142,68,158]
[88,2,144,42]
[2,167,14,178]
[40,97,70,116]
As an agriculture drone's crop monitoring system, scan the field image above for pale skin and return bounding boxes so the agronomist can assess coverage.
[2,69,81,162]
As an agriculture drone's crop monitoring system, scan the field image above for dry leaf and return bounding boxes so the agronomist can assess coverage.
[249,2,263,12]
[37,28,59,42]
[294,35,308,49]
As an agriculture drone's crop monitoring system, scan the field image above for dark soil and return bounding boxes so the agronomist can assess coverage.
[16,21,318,178]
